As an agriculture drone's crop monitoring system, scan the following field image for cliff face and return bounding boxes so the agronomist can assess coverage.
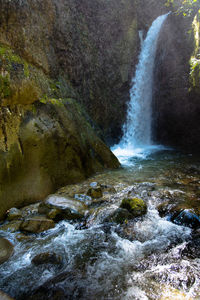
[0,0,139,144]
[153,11,200,150]
[0,0,129,218]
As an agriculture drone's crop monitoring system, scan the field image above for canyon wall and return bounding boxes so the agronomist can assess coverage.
[153,10,200,150]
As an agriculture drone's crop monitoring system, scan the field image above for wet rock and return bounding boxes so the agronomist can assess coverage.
[158,200,200,229]
[39,195,86,220]
[0,221,22,233]
[157,201,177,218]
[7,207,22,221]
[0,238,14,264]
[21,203,41,218]
[74,194,92,205]
[38,204,61,220]
[87,187,103,199]
[0,291,14,300]
[20,216,55,233]
[104,208,133,224]
[46,209,61,220]
[120,197,147,217]
[172,209,200,229]
[32,252,62,266]
[15,233,33,242]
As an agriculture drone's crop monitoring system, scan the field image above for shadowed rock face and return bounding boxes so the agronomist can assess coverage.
[0,97,119,219]
[153,12,200,151]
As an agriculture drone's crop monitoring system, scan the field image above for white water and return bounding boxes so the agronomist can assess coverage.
[112,13,169,164]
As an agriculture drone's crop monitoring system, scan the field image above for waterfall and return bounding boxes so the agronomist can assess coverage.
[113,13,169,163]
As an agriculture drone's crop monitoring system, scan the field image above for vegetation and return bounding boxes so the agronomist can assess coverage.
[165,0,200,17]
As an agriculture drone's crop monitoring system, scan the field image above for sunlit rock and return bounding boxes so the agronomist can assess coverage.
[38,195,86,220]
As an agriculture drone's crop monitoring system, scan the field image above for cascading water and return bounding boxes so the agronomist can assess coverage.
[112,13,169,163]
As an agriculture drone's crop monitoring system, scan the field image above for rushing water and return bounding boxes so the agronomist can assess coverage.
[0,150,200,300]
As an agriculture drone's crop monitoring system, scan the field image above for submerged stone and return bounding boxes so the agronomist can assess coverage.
[20,216,55,233]
[120,197,147,217]
[32,252,62,266]
[0,238,14,264]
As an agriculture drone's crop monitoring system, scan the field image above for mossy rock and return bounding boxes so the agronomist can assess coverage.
[120,197,147,217]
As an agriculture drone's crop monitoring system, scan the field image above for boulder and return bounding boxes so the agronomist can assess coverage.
[157,201,200,229]
[39,195,86,220]
[0,238,14,264]
[172,209,200,229]
[120,197,147,217]
[20,216,55,233]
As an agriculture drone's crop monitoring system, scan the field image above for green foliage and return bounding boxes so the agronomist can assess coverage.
[39,94,64,107]
[0,74,11,99]
[165,0,200,17]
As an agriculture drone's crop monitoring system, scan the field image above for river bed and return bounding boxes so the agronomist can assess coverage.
[0,149,200,299]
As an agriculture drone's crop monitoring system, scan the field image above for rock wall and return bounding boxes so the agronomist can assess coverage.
[0,0,137,218]
[153,11,200,150]
[0,37,119,219]
[0,0,139,144]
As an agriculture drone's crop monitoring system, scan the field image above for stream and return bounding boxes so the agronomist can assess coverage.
[0,148,200,300]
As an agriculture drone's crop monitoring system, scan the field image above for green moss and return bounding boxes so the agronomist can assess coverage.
[120,197,147,217]
[0,44,31,81]
[39,94,64,107]
[24,62,30,78]
[0,74,12,99]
